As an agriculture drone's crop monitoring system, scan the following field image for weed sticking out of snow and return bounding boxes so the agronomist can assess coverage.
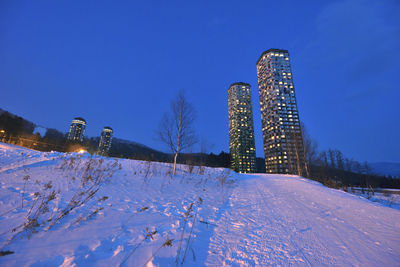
[0,153,120,253]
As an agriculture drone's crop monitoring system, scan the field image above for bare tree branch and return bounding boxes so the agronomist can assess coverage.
[158,91,197,175]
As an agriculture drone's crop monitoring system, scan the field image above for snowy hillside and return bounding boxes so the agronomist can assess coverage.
[0,143,399,266]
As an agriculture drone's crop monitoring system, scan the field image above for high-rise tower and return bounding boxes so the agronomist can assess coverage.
[228,82,256,173]
[98,126,113,155]
[67,117,86,142]
[256,49,306,175]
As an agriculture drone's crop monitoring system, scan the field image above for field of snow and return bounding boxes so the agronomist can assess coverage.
[0,142,399,266]
[347,188,400,211]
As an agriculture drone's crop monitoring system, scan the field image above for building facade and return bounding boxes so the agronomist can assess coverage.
[228,82,256,173]
[67,117,86,142]
[98,126,113,155]
[256,49,306,175]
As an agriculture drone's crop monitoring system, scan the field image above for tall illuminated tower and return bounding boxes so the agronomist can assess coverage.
[67,117,86,142]
[228,82,256,173]
[98,126,113,155]
[256,49,306,175]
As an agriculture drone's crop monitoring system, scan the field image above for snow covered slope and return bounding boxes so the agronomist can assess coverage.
[0,143,399,266]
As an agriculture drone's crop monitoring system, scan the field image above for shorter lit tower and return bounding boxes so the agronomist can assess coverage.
[98,126,113,155]
[228,82,257,173]
[67,117,86,142]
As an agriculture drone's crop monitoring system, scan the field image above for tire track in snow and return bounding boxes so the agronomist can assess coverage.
[259,175,400,265]
[255,186,312,266]
[254,181,338,266]
[278,179,397,265]
[206,177,313,266]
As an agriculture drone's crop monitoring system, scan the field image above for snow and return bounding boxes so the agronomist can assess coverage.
[347,188,400,211]
[1,142,399,266]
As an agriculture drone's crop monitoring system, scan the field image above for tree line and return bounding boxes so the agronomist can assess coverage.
[302,125,400,189]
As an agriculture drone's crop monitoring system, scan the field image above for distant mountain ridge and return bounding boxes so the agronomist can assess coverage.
[112,137,158,151]
[105,137,169,161]
[369,162,400,178]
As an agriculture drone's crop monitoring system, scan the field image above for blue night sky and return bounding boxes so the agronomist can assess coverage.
[1,0,399,163]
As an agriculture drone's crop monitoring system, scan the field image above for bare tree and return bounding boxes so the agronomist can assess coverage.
[200,137,214,155]
[158,91,196,175]
[328,149,336,169]
[302,123,318,176]
[345,158,354,172]
[363,161,371,175]
[335,149,344,170]
[354,161,362,174]
[320,151,328,168]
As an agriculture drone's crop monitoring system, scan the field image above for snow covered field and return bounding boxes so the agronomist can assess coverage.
[0,142,399,266]
[347,188,400,211]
